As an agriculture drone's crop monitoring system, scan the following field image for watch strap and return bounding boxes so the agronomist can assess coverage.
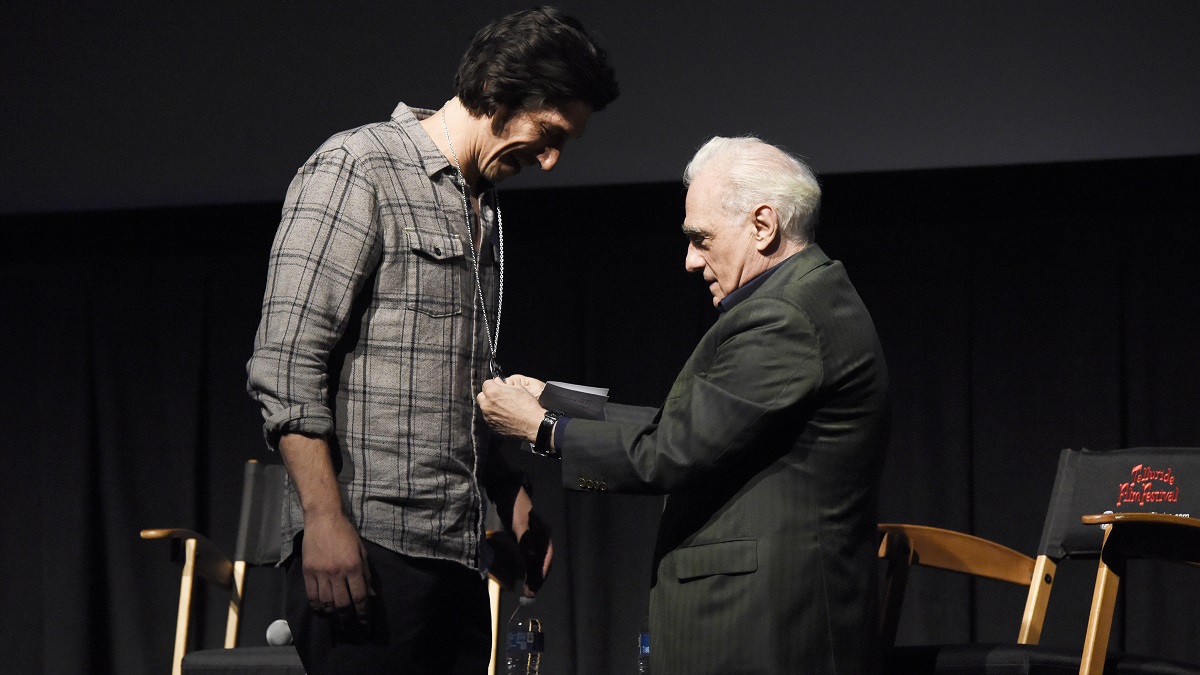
[534,410,561,457]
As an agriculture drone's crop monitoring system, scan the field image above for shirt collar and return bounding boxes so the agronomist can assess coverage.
[717,247,823,313]
[391,102,452,179]
[717,261,784,313]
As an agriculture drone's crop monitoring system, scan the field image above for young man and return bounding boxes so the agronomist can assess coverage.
[246,8,618,674]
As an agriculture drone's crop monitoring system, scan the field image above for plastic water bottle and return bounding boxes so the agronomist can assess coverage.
[505,596,544,675]
[637,614,651,674]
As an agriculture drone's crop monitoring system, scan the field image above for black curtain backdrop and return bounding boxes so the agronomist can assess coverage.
[3,155,1199,674]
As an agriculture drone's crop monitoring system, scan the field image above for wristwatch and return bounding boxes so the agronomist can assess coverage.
[533,410,561,458]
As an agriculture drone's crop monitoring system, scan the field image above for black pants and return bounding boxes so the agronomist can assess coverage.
[285,532,491,675]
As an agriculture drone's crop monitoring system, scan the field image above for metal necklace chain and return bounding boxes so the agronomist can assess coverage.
[441,109,504,377]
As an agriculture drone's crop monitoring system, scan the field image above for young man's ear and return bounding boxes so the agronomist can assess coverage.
[489,103,515,134]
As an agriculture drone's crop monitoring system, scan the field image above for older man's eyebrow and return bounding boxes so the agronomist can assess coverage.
[681,226,711,248]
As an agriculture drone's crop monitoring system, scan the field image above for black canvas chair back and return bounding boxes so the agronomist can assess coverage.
[1038,447,1200,562]
[235,462,286,566]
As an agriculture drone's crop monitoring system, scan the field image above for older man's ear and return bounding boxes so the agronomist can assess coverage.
[751,203,781,252]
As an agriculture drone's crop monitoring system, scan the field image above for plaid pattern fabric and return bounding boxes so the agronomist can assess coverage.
[247,103,499,569]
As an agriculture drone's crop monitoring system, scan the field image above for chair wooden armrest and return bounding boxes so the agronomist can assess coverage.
[1082,512,1200,527]
[878,523,1036,585]
[141,528,235,590]
[1080,513,1200,567]
[878,523,1047,647]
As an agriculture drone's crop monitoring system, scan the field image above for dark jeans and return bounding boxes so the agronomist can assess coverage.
[285,532,491,675]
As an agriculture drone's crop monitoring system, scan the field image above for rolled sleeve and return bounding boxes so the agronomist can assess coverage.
[258,404,336,450]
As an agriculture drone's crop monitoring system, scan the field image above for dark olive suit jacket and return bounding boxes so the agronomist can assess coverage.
[560,245,890,674]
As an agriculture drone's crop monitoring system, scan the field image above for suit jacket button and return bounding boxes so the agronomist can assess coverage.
[578,478,587,489]
[599,482,608,491]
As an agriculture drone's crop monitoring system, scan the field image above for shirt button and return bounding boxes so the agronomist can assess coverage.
[433,246,443,256]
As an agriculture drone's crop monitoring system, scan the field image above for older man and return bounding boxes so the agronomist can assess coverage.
[479,136,889,673]
[246,7,617,675]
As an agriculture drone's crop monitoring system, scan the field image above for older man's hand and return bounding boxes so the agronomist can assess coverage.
[505,374,547,399]
[478,377,545,443]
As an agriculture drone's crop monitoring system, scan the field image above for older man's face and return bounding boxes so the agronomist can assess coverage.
[682,168,760,307]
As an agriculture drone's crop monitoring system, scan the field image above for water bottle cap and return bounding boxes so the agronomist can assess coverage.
[519,596,536,606]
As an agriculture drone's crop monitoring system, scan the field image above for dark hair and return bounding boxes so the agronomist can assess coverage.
[455,6,619,117]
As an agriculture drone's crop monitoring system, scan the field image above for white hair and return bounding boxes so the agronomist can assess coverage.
[682,136,821,244]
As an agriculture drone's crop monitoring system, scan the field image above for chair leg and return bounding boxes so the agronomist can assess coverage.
[488,576,502,675]
[173,538,198,675]
[1080,559,1121,675]
[878,530,911,649]
[1017,556,1056,645]
[224,560,246,648]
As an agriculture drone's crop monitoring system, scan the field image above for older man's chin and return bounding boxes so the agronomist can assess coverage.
[708,284,724,307]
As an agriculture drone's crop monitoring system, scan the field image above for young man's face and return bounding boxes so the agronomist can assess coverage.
[478,101,592,184]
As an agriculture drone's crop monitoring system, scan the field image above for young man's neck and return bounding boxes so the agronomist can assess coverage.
[420,97,486,191]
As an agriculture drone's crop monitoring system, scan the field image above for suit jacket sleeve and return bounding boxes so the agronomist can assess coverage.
[602,402,659,425]
[561,295,822,494]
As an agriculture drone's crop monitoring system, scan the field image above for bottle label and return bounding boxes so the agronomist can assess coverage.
[639,632,650,656]
[507,631,545,653]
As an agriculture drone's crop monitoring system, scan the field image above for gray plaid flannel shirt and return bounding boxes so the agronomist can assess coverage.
[247,103,498,569]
